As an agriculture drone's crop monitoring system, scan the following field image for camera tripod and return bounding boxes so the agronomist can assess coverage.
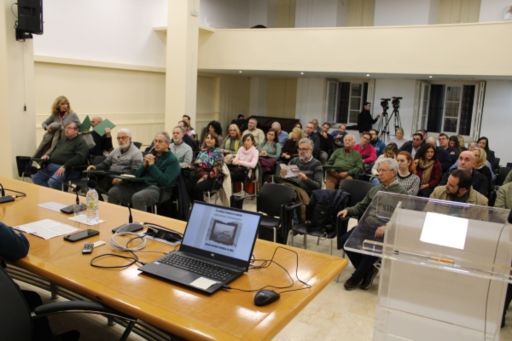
[379,107,402,143]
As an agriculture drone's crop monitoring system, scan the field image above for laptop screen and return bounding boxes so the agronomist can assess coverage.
[182,202,261,263]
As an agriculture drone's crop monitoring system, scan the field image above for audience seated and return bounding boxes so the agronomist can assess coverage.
[181,114,197,139]
[430,169,488,205]
[230,134,259,183]
[371,143,398,179]
[396,151,420,195]
[108,132,180,210]
[369,129,386,156]
[439,150,489,198]
[271,121,288,145]
[276,138,322,222]
[303,122,321,159]
[200,120,223,147]
[331,124,347,149]
[221,123,242,163]
[425,136,451,173]
[242,118,265,146]
[87,128,143,194]
[471,147,493,193]
[353,131,377,172]
[339,158,406,290]
[280,127,301,163]
[258,129,281,179]
[438,133,459,167]
[318,122,334,163]
[231,114,247,133]
[170,126,193,168]
[414,143,442,197]
[177,120,198,151]
[88,116,113,158]
[325,134,363,189]
[389,127,406,149]
[189,132,224,202]
[477,136,498,169]
[32,122,89,190]
[399,132,424,159]
[34,96,81,158]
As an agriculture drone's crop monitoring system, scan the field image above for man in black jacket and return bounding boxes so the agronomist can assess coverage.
[357,102,380,133]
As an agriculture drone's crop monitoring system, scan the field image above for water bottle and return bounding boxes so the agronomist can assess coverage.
[85,182,100,224]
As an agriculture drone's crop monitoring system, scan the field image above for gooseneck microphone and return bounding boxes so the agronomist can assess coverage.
[111,204,144,233]
[59,184,86,214]
[0,182,15,204]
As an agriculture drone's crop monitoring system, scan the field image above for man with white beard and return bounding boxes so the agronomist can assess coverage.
[87,128,143,193]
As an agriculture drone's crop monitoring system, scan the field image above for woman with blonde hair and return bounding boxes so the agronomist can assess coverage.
[221,124,242,164]
[472,147,493,190]
[34,96,80,158]
[280,127,302,162]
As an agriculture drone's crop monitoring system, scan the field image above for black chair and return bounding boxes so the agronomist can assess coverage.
[0,266,136,341]
[337,179,374,249]
[15,156,33,180]
[256,183,300,243]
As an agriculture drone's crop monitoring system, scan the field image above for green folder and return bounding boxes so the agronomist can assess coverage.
[80,115,91,133]
[93,119,116,136]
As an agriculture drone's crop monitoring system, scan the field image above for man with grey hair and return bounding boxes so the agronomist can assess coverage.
[108,131,180,211]
[338,157,406,291]
[278,138,323,222]
[271,121,288,145]
[324,134,363,189]
[170,126,193,168]
[87,128,143,194]
[242,118,265,146]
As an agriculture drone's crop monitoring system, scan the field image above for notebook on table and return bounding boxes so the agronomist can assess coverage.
[139,201,261,294]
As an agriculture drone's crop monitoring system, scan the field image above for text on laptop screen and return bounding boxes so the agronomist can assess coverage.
[183,203,260,261]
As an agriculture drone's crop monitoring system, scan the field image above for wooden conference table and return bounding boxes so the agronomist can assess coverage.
[0,176,347,340]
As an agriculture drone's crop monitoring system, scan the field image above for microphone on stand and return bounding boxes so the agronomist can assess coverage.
[60,185,86,214]
[0,183,15,204]
[111,204,144,233]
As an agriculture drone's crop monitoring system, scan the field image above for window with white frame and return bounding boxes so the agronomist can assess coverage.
[326,80,373,124]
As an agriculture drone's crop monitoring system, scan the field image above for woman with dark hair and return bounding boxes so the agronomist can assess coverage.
[280,127,302,162]
[200,120,223,146]
[396,151,420,195]
[258,129,282,179]
[414,143,442,197]
[230,133,259,183]
[191,132,224,201]
[477,136,497,168]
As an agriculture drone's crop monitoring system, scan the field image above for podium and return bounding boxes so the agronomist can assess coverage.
[345,192,512,340]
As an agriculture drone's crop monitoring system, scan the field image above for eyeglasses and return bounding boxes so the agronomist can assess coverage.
[377,168,393,173]
[117,136,129,140]
[153,139,167,144]
[298,147,311,151]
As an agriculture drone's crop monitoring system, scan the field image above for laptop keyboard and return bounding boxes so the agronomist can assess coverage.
[158,253,235,282]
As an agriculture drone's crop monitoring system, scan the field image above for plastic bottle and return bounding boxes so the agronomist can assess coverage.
[85,183,100,224]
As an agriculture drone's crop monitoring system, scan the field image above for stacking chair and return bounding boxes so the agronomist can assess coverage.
[0,266,136,341]
[256,183,300,243]
[15,156,33,181]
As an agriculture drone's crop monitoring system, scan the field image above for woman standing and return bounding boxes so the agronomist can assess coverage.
[414,144,442,197]
[34,96,80,158]
[396,151,420,195]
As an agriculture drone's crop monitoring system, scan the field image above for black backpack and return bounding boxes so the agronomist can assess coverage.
[307,189,351,233]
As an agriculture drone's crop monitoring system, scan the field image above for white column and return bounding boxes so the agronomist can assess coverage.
[0,1,36,177]
[165,0,199,131]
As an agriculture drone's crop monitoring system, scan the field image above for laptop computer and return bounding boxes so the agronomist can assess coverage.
[139,201,261,294]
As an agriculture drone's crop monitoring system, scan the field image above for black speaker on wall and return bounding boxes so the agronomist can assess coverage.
[16,0,43,41]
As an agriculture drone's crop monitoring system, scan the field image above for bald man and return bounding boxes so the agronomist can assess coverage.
[439,150,489,197]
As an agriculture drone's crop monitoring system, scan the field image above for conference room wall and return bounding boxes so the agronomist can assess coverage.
[34,60,165,149]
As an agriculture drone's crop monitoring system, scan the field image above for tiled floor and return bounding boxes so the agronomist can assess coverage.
[15,197,512,340]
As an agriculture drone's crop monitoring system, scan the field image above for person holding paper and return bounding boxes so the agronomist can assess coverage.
[33,96,80,158]
[88,116,113,158]
[107,132,180,211]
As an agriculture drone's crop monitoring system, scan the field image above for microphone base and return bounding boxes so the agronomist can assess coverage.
[0,196,15,204]
[60,203,87,214]
[112,223,144,234]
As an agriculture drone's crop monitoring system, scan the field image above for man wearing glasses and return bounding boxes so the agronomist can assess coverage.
[108,132,180,211]
[399,132,424,159]
[86,128,143,194]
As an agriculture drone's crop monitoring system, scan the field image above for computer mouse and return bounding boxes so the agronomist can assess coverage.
[254,289,280,306]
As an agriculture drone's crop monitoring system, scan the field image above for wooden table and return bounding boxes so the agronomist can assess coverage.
[0,176,347,340]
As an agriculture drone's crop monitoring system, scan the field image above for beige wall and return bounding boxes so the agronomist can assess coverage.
[266,78,297,118]
[34,58,166,148]
[198,22,512,77]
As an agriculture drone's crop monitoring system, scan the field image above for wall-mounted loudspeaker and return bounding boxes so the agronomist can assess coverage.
[16,0,43,41]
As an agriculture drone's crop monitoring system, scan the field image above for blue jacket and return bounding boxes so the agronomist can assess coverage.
[0,222,29,261]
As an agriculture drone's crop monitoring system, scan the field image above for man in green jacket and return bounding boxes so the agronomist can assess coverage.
[324,134,363,189]
[108,132,180,211]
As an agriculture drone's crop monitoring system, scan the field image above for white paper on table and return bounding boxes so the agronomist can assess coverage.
[15,219,79,240]
[38,201,67,213]
[68,214,104,226]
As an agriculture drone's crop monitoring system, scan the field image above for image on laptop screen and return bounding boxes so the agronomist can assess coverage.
[182,202,260,262]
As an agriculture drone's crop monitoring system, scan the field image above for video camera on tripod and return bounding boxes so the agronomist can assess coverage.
[392,97,402,110]
[380,98,390,115]
[378,96,403,143]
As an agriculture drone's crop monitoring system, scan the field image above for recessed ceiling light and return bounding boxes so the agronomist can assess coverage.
[366,73,370,77]
[300,72,304,76]
[428,75,433,79]
[238,70,243,74]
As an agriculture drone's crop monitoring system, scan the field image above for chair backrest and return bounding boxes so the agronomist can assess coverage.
[257,183,297,218]
[16,156,32,178]
[0,266,33,341]
[338,179,373,207]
